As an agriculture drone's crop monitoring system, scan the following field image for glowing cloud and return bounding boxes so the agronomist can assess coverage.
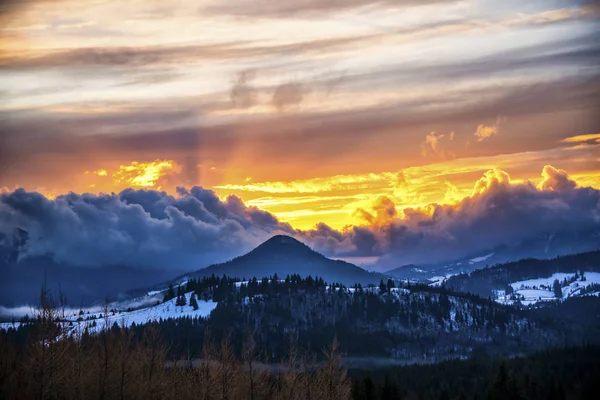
[472,168,512,195]
[538,165,577,191]
[474,115,505,142]
[112,160,181,188]
[562,133,600,143]
[421,132,454,159]
[214,172,398,194]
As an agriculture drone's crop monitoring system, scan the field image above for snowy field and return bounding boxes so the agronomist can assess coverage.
[496,272,600,306]
[0,292,216,334]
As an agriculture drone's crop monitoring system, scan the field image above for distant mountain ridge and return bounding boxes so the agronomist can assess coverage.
[442,250,600,299]
[166,235,384,287]
[385,230,600,281]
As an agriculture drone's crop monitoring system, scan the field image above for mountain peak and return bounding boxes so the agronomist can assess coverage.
[251,234,314,257]
[182,234,383,286]
[260,234,304,247]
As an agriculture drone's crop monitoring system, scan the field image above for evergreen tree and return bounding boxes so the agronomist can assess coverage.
[553,279,562,298]
[190,293,199,310]
[163,284,176,303]
[386,279,395,293]
[379,279,387,294]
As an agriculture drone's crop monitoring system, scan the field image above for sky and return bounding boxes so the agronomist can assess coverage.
[1,0,600,271]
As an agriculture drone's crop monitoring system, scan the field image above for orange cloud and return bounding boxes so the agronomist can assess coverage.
[421,131,454,159]
[354,195,398,225]
[472,168,512,195]
[214,171,398,194]
[112,160,181,188]
[562,133,600,143]
[474,115,505,142]
[537,165,576,191]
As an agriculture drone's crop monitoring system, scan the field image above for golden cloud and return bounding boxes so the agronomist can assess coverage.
[561,133,600,143]
[214,171,398,194]
[474,115,505,142]
[112,160,181,188]
[421,131,455,159]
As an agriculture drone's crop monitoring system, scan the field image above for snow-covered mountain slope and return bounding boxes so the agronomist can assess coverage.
[0,292,216,334]
[495,272,600,306]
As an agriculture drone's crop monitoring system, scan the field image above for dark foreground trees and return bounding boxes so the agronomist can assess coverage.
[349,345,600,400]
[0,322,351,400]
[0,288,351,400]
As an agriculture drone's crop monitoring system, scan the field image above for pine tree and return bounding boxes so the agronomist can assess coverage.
[379,279,387,294]
[190,293,199,310]
[553,279,562,298]
[386,279,395,293]
[163,284,175,303]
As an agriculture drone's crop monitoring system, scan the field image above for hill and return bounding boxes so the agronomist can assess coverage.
[442,250,600,303]
[385,232,600,282]
[166,235,384,287]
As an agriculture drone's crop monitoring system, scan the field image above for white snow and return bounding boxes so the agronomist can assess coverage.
[1,293,217,335]
[510,273,575,290]
[469,253,494,264]
[428,276,446,287]
[84,292,216,333]
[496,272,600,306]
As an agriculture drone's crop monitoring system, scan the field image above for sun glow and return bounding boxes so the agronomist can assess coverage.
[112,160,181,188]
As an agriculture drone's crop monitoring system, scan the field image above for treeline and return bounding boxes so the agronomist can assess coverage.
[163,273,330,303]
[443,250,600,298]
[349,345,600,400]
[0,287,351,400]
[4,275,592,363]
[203,277,572,361]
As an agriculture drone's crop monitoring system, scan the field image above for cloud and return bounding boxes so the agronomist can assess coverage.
[538,165,577,191]
[112,160,182,188]
[562,133,600,143]
[215,171,397,194]
[421,131,454,159]
[1,165,599,274]
[272,82,305,111]
[230,70,256,108]
[474,115,505,142]
[474,124,498,142]
[353,196,398,225]
[0,36,377,71]
[0,187,294,269]
[301,165,600,268]
[204,0,454,18]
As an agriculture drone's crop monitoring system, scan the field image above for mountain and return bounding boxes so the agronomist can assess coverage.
[442,250,600,301]
[385,230,600,281]
[0,231,183,307]
[169,235,383,287]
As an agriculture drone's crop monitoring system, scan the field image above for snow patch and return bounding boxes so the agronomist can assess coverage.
[469,253,494,264]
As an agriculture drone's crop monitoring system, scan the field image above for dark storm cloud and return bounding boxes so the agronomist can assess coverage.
[302,166,600,268]
[0,187,294,269]
[1,166,599,273]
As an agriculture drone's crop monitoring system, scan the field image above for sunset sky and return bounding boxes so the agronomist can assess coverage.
[1,0,600,270]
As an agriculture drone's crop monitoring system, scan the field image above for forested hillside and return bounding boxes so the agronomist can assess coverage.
[443,251,600,299]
